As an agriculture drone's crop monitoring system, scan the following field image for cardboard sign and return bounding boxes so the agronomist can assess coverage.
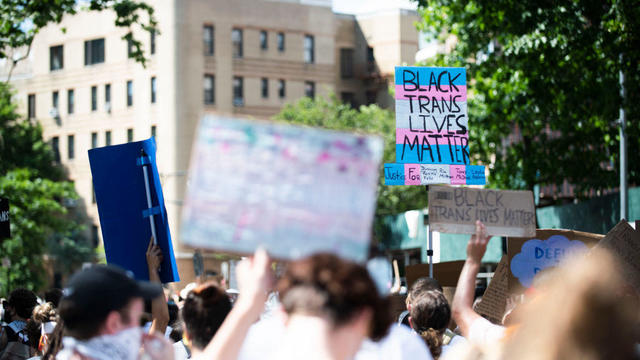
[475,255,509,324]
[89,138,180,283]
[180,116,383,263]
[0,197,9,240]
[384,66,486,185]
[405,260,466,289]
[428,185,536,237]
[507,229,603,292]
[595,220,640,294]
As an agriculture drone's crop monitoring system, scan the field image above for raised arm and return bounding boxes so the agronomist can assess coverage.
[195,248,273,360]
[146,237,170,335]
[452,220,490,337]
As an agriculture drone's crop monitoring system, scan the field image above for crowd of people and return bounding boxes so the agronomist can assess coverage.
[1,221,638,360]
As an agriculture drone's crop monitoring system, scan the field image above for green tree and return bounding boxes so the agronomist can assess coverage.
[416,0,640,197]
[0,84,93,296]
[0,0,156,79]
[274,95,427,216]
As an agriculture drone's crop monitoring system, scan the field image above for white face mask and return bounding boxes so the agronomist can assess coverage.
[61,327,144,360]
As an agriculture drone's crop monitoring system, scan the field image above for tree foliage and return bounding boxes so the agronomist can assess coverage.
[274,95,427,216]
[416,0,640,196]
[0,84,93,296]
[0,0,156,75]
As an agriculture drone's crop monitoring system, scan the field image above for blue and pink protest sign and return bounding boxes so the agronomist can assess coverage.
[385,66,486,185]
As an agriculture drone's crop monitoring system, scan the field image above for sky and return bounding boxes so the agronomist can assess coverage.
[332,0,417,15]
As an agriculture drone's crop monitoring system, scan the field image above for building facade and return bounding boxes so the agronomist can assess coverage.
[3,0,419,286]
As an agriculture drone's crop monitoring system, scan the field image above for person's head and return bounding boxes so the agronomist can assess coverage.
[502,249,639,360]
[277,253,393,354]
[406,277,443,309]
[58,264,162,340]
[409,290,451,359]
[181,282,232,350]
[7,288,38,321]
[44,289,63,308]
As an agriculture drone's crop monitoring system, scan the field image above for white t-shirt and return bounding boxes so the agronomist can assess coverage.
[238,318,433,360]
[467,317,506,346]
[440,332,468,358]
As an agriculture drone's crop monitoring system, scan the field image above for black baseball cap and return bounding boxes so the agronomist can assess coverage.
[59,264,162,327]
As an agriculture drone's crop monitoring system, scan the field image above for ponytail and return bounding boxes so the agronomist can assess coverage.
[419,327,445,359]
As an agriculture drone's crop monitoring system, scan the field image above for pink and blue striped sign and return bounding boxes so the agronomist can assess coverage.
[385,66,486,185]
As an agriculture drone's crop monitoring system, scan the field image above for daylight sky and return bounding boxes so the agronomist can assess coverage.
[332,0,417,15]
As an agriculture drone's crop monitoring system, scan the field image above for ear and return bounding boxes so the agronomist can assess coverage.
[408,316,414,330]
[102,310,124,335]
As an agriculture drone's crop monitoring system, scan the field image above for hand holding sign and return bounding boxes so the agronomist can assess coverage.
[146,237,163,274]
[467,220,490,264]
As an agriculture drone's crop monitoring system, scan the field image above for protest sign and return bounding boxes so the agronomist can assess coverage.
[428,185,536,237]
[507,229,603,292]
[475,255,510,324]
[89,138,180,283]
[406,260,465,288]
[595,220,640,294]
[384,66,486,185]
[0,197,9,240]
[180,116,383,263]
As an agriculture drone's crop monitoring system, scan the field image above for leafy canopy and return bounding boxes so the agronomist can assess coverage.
[416,0,640,196]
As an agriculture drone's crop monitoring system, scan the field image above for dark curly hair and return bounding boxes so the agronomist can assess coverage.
[181,282,232,350]
[8,288,38,319]
[277,253,393,341]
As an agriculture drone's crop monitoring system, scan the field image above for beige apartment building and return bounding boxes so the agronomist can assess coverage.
[3,0,419,286]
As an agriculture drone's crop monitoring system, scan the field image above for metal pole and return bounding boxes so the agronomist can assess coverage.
[141,150,158,244]
[428,228,433,278]
[619,54,628,220]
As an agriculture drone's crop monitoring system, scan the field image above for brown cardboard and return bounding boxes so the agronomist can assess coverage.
[474,255,510,324]
[595,220,640,294]
[405,260,466,289]
[428,185,536,237]
[507,229,603,293]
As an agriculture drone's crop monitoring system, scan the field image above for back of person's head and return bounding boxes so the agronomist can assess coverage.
[44,289,63,308]
[410,290,451,359]
[8,288,38,320]
[407,277,443,306]
[32,302,57,323]
[181,282,232,350]
[501,249,639,360]
[277,253,393,341]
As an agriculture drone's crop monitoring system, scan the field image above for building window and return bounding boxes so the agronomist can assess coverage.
[261,78,268,98]
[203,25,214,55]
[278,79,285,98]
[105,131,112,146]
[366,90,377,105]
[204,74,215,105]
[84,38,105,65]
[67,89,74,114]
[91,225,99,247]
[233,76,243,107]
[127,80,133,107]
[151,77,157,103]
[91,86,97,111]
[260,30,268,50]
[151,125,157,139]
[91,182,96,204]
[67,134,75,160]
[277,32,285,52]
[28,94,35,119]
[127,128,134,143]
[305,81,315,98]
[341,92,356,108]
[91,132,98,149]
[50,45,63,71]
[52,91,59,110]
[150,30,156,55]
[51,136,60,162]
[232,28,243,58]
[340,48,354,79]
[127,34,135,58]
[367,46,375,62]
[304,35,314,63]
[105,84,111,112]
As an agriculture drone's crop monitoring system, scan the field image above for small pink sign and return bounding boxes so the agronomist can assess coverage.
[404,164,421,185]
[450,165,466,185]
